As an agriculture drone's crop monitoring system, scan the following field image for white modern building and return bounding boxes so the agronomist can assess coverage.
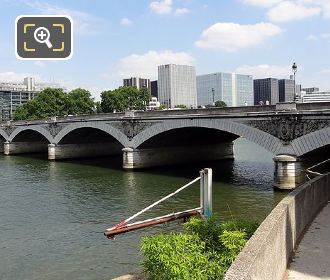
[146,97,161,111]
[0,77,63,92]
[301,91,330,103]
[197,73,253,107]
[158,64,197,108]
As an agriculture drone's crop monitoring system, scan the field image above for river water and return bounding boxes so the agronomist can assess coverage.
[0,138,286,280]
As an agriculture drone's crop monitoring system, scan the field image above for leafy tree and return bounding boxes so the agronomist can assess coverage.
[215,100,227,108]
[100,86,151,113]
[14,87,95,120]
[66,88,95,115]
[174,104,188,109]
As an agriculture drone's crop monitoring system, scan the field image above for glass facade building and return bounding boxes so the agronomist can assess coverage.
[158,64,197,108]
[196,73,253,107]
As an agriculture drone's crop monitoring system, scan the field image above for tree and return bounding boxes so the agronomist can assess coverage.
[100,86,151,113]
[67,88,95,115]
[174,104,188,109]
[14,87,96,120]
[214,100,227,108]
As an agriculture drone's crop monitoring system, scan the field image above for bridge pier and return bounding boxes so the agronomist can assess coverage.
[48,143,122,160]
[122,143,234,169]
[4,141,48,155]
[273,155,305,190]
[0,139,4,153]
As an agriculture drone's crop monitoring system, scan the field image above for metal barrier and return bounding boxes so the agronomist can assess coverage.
[104,168,212,239]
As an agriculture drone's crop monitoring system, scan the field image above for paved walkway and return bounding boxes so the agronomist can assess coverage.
[286,203,330,280]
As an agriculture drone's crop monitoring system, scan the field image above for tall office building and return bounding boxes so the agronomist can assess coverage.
[254,78,279,105]
[158,64,197,108]
[150,80,158,98]
[123,77,151,90]
[196,73,253,107]
[278,79,295,102]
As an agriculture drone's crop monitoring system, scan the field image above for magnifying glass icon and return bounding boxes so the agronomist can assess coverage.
[34,27,53,49]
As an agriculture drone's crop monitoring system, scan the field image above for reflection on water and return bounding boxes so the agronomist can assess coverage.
[0,138,286,279]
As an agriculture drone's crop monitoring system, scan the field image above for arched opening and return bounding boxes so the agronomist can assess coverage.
[125,127,240,169]
[50,127,124,160]
[300,144,330,173]
[6,129,50,155]
[138,127,238,149]
[0,135,5,153]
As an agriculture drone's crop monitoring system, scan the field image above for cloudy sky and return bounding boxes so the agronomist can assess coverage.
[0,0,329,99]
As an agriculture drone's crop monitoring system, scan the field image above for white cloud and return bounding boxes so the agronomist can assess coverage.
[116,50,194,79]
[321,33,330,39]
[307,34,318,40]
[202,4,208,9]
[150,0,173,15]
[307,32,330,41]
[235,64,291,79]
[24,1,104,34]
[175,8,190,16]
[0,71,41,82]
[120,17,133,26]
[241,0,282,8]
[303,0,330,18]
[195,22,282,52]
[267,1,321,22]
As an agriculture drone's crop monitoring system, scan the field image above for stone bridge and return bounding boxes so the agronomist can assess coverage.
[1,102,330,189]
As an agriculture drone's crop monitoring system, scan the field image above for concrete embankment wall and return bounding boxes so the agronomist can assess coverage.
[224,173,330,280]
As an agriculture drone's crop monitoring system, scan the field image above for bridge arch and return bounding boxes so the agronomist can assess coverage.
[131,119,283,154]
[0,128,9,141]
[54,122,130,147]
[9,125,54,143]
[292,126,330,157]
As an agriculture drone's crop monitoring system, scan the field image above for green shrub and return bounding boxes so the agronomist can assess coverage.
[183,216,222,251]
[141,217,259,280]
[141,233,221,280]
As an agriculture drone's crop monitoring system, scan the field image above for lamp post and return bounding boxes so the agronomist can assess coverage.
[212,88,215,106]
[292,62,298,102]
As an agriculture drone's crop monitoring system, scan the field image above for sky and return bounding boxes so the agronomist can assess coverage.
[0,0,329,100]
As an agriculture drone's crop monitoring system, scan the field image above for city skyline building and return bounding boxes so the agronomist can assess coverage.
[196,72,253,107]
[301,90,330,103]
[278,79,295,103]
[0,77,62,92]
[123,77,151,90]
[151,80,158,98]
[302,87,320,94]
[253,78,279,105]
[158,64,197,108]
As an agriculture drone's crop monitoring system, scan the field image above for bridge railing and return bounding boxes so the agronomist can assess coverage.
[2,101,330,126]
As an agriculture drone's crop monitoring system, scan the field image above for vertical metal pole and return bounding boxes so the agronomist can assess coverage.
[200,168,212,218]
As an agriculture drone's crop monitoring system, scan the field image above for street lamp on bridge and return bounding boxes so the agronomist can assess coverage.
[292,62,298,102]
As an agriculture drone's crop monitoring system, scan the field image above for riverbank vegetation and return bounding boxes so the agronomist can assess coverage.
[141,217,258,280]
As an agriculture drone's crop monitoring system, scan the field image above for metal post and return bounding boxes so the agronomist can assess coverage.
[200,168,212,218]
